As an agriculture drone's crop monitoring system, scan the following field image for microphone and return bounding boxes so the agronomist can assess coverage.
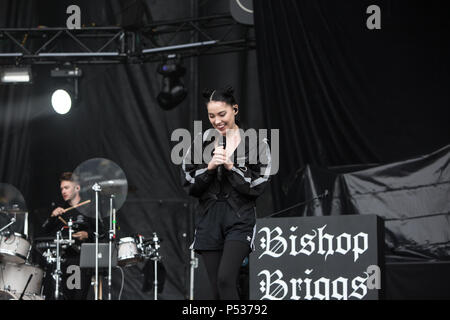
[217,136,226,181]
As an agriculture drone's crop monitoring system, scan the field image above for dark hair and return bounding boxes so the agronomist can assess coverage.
[60,172,79,184]
[202,86,237,106]
[203,86,242,126]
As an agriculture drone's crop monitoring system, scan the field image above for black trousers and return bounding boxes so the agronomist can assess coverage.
[200,240,250,300]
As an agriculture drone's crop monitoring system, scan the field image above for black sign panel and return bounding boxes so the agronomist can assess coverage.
[250,215,384,300]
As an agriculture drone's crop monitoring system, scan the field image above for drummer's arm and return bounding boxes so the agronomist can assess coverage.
[72,231,89,241]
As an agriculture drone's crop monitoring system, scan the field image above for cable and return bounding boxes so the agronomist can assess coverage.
[116,266,124,300]
[265,190,329,218]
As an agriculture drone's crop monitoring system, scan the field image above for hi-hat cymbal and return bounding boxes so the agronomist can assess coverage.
[0,183,28,215]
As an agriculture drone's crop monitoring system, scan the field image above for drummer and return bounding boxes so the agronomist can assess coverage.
[40,172,102,300]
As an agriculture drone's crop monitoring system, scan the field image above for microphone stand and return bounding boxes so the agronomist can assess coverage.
[189,249,198,300]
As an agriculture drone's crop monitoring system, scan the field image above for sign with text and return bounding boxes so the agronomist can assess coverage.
[250,215,384,300]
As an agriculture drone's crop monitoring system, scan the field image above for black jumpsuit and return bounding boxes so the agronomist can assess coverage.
[182,128,272,251]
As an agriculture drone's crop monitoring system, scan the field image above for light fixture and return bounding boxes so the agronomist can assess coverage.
[0,66,32,83]
[156,55,187,110]
[51,89,72,115]
[50,64,82,114]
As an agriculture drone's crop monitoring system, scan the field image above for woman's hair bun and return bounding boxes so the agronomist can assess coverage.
[202,85,237,105]
[202,88,215,99]
[224,85,234,96]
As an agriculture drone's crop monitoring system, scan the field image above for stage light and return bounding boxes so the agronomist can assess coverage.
[50,64,82,114]
[0,66,32,83]
[51,89,72,114]
[156,55,187,110]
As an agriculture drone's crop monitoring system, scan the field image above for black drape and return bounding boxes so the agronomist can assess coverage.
[0,0,262,300]
[254,0,450,210]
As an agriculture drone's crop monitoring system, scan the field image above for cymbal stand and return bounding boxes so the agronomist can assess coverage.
[107,195,116,300]
[92,182,102,300]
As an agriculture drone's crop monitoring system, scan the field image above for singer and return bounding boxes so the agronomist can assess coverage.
[182,86,272,300]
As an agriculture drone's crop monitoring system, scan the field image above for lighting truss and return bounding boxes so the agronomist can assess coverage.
[0,14,255,65]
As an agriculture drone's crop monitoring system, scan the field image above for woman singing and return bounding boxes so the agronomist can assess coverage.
[182,86,272,300]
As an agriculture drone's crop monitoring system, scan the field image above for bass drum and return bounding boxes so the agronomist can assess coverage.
[0,262,44,296]
[0,290,44,300]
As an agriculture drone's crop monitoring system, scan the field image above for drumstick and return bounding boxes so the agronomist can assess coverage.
[63,200,91,213]
[58,216,68,225]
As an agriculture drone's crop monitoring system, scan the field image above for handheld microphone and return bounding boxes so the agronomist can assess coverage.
[217,136,226,181]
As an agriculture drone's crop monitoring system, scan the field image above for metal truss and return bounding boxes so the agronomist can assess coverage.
[0,14,255,65]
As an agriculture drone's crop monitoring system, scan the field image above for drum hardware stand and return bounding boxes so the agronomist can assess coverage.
[51,223,75,300]
[0,214,16,233]
[92,182,102,301]
[189,249,198,300]
[107,195,116,301]
[136,232,162,300]
[68,218,73,242]
[18,274,33,300]
[54,231,62,300]
[24,211,29,238]
[151,232,161,301]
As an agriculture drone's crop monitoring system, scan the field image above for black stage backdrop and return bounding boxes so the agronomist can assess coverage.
[0,0,449,300]
[254,0,450,209]
[0,0,263,299]
[253,0,450,299]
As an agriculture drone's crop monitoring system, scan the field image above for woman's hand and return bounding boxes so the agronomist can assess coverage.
[208,146,227,170]
[224,161,234,171]
[208,146,234,171]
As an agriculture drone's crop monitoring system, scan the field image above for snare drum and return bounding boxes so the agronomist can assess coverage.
[0,233,31,264]
[117,237,141,266]
[0,262,44,296]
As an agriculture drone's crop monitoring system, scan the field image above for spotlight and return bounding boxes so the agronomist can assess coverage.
[51,89,72,115]
[0,66,32,83]
[50,64,82,114]
[156,55,187,110]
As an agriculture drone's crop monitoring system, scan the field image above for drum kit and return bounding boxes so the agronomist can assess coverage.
[0,158,164,300]
[0,184,44,300]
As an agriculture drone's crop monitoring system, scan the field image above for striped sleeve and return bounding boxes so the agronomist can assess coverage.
[181,132,215,197]
[226,138,272,197]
